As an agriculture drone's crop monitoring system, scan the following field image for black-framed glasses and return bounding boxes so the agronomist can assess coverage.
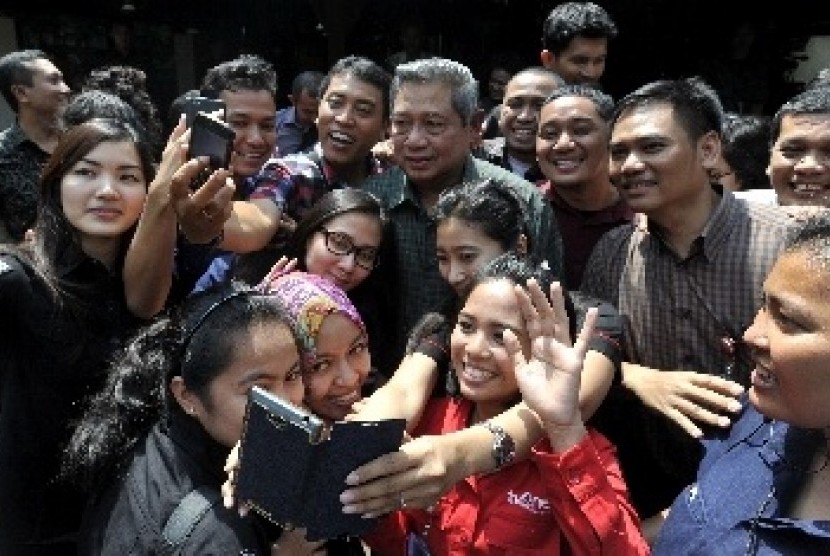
[319,228,378,270]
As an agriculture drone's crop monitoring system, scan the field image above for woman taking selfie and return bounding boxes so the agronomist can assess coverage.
[0,118,198,555]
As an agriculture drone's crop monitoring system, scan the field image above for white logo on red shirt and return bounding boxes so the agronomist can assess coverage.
[507,490,550,514]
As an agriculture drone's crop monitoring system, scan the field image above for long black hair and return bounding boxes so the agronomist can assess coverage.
[62,281,298,488]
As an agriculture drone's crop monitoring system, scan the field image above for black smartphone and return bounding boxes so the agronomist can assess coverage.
[181,95,226,127]
[188,113,235,189]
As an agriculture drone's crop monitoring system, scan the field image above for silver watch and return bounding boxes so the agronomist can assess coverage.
[480,420,516,469]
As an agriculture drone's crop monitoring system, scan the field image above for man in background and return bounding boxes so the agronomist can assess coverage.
[540,1,618,88]
[0,49,70,243]
[275,70,325,156]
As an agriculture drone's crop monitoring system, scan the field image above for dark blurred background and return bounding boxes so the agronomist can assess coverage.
[1,0,828,119]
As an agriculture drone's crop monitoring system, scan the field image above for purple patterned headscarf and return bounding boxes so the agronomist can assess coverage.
[259,271,365,366]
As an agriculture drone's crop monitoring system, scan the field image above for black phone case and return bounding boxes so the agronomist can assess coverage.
[236,387,406,541]
[188,113,235,189]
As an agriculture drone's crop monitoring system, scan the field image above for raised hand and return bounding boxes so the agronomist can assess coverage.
[506,279,597,436]
[258,256,299,292]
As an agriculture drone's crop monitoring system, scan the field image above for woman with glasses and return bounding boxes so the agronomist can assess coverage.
[235,188,395,382]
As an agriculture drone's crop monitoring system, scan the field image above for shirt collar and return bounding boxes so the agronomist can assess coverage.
[317,143,386,187]
[2,121,35,150]
[643,183,734,261]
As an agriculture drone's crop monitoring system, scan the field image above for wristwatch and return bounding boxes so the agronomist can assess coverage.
[480,420,516,470]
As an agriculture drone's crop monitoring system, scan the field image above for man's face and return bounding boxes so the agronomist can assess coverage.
[499,72,560,162]
[541,36,608,87]
[316,73,386,171]
[487,68,511,103]
[293,89,320,128]
[17,58,70,118]
[220,89,277,179]
[608,103,718,218]
[389,81,478,193]
[767,113,830,207]
[536,95,610,191]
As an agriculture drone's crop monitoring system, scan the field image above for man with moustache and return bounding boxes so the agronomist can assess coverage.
[579,77,795,523]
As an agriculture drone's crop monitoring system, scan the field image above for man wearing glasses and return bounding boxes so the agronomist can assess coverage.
[363,57,562,369]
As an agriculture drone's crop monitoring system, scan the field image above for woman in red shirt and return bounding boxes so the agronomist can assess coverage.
[364,254,649,555]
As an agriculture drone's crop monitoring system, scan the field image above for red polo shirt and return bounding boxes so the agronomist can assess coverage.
[364,398,650,555]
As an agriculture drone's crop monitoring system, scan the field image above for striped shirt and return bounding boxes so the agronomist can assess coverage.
[580,188,796,384]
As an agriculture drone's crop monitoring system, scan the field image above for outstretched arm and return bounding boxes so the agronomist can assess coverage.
[123,119,234,318]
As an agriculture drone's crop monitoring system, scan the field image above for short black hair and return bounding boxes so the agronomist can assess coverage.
[770,87,830,147]
[292,70,326,99]
[319,56,391,120]
[721,112,771,190]
[613,76,724,144]
[542,2,618,55]
[544,83,615,121]
[200,54,278,99]
[0,49,49,112]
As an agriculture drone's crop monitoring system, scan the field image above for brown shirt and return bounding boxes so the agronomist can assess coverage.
[580,188,798,517]
[580,188,795,385]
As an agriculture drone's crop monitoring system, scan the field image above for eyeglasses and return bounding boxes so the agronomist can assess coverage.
[319,228,378,270]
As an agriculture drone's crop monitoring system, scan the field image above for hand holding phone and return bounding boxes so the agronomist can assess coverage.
[188,113,235,189]
[180,95,226,127]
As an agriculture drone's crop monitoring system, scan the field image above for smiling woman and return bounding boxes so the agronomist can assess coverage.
[0,118,156,555]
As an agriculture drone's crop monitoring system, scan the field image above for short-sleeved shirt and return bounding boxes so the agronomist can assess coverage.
[538,181,635,290]
[0,122,50,242]
[249,143,387,222]
[363,155,563,367]
[580,187,797,517]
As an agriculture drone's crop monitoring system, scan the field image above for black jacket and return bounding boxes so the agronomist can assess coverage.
[0,251,139,555]
[79,411,277,555]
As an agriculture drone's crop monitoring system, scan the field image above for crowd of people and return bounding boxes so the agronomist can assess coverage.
[1,1,830,554]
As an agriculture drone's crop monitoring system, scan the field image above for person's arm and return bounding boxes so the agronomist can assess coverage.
[123,120,233,318]
[341,284,615,516]
[178,159,288,253]
[218,198,282,253]
[621,362,744,438]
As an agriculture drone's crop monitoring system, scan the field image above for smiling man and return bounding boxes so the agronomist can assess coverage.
[363,57,562,370]
[766,86,830,208]
[475,67,563,182]
[579,77,796,521]
[535,84,633,289]
[540,2,617,88]
[198,55,391,254]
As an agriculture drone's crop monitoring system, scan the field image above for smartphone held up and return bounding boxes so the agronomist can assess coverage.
[188,113,235,190]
